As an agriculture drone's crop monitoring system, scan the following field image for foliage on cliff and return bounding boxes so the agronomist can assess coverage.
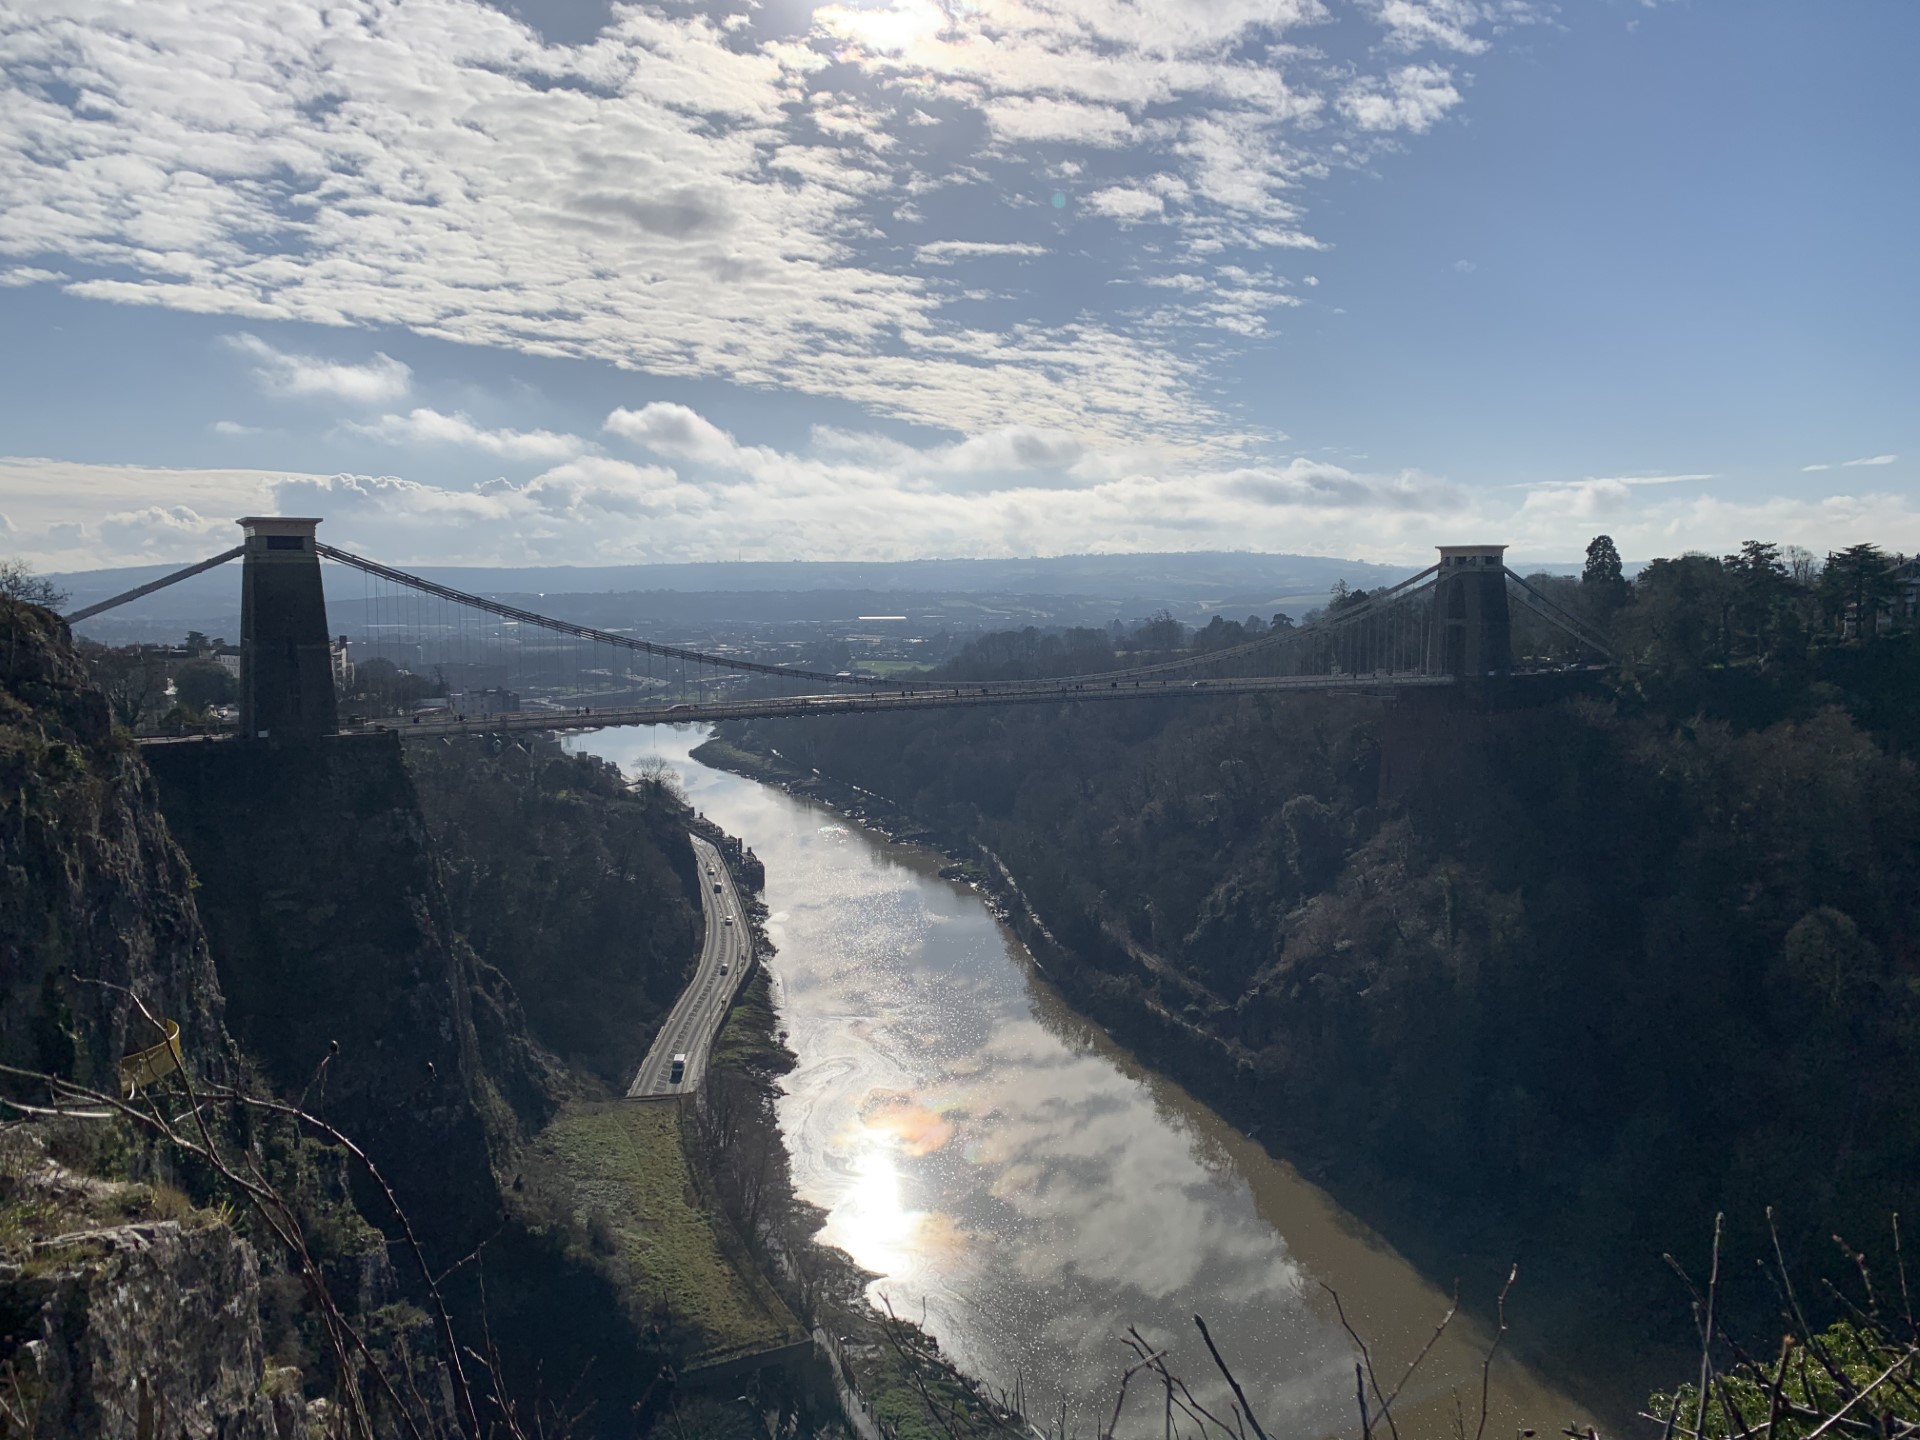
[406,740,703,1092]
[718,540,1920,1386]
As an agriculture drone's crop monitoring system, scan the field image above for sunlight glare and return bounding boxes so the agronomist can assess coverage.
[813,0,947,57]
[833,1135,924,1276]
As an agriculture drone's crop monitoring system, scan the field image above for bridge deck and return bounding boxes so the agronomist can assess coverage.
[368,670,1457,739]
[130,671,1458,747]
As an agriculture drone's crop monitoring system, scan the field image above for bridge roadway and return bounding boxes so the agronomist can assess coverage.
[628,834,749,1098]
[372,669,1458,740]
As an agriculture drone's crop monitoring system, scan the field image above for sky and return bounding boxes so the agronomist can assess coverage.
[0,0,1914,571]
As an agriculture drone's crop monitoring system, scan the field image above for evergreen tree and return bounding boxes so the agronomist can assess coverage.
[1722,540,1792,658]
[173,657,237,712]
[1821,542,1898,640]
[1581,534,1629,613]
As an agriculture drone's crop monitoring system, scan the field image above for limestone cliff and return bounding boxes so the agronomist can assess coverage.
[0,603,339,1435]
[0,1142,315,1440]
[144,733,563,1262]
[0,603,230,1094]
[0,602,740,1437]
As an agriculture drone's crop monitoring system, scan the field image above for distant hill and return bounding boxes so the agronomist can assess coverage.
[54,550,1438,643]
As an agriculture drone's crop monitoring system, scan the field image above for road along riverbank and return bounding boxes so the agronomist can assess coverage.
[628,833,751,1096]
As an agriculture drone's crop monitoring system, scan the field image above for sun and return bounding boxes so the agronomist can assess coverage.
[812,0,949,59]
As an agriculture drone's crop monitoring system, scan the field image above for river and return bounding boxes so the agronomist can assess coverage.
[569,726,1591,1440]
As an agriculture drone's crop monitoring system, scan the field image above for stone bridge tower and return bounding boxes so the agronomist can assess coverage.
[1427,544,1512,677]
[237,517,338,740]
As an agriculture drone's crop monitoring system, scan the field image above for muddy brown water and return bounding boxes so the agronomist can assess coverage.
[571,727,1593,1439]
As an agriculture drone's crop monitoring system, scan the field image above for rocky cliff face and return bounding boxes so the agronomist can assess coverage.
[143,732,563,1263]
[0,605,422,1436]
[407,741,703,1092]
[1,1152,313,1440]
[0,603,230,1095]
[1,604,732,1437]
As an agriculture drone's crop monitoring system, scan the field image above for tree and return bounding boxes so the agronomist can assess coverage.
[348,656,443,717]
[1721,540,1793,659]
[1193,615,1249,653]
[1618,553,1733,677]
[0,558,67,610]
[1128,611,1186,653]
[1770,907,1881,1019]
[1821,542,1899,641]
[87,648,167,729]
[173,657,236,712]
[1782,545,1820,588]
[1580,534,1629,615]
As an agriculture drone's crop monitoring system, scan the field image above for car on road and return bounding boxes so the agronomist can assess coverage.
[670,1054,687,1083]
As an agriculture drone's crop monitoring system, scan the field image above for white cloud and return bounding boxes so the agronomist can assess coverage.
[1801,455,1897,472]
[1525,473,1715,491]
[0,266,66,287]
[1138,264,1301,336]
[8,419,1918,572]
[211,419,260,436]
[1084,187,1166,221]
[0,0,1514,450]
[604,403,749,468]
[225,334,412,406]
[96,504,232,557]
[983,96,1135,147]
[1370,1,1494,55]
[1339,65,1463,134]
[0,457,288,566]
[915,241,1049,265]
[517,457,696,519]
[1514,473,1712,520]
[1507,486,1920,565]
[346,408,586,462]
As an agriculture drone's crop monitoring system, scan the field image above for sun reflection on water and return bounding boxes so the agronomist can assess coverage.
[829,1132,923,1276]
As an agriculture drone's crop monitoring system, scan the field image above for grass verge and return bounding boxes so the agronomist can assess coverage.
[534,1099,802,1369]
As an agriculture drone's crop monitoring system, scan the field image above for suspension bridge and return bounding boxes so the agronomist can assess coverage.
[64,518,1613,743]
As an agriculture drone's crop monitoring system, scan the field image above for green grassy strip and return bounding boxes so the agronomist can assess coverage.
[535,1100,801,1368]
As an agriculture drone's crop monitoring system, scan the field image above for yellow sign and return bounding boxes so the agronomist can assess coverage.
[119,1019,183,1097]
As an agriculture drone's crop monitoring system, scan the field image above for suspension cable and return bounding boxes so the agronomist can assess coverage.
[1502,570,1615,657]
[315,543,902,689]
[62,547,246,623]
